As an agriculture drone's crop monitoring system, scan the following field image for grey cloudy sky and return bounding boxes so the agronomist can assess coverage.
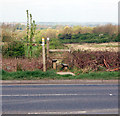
[0,0,119,23]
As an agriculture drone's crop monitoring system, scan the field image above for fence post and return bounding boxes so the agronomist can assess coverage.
[42,37,46,72]
[47,37,49,59]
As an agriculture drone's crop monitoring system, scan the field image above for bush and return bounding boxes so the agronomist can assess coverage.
[2,34,13,42]
[49,38,65,49]
[58,34,72,40]
[58,33,119,43]
[2,41,25,58]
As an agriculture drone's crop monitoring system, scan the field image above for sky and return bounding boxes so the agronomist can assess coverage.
[0,0,119,23]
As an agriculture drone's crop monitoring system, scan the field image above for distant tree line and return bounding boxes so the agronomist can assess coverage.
[58,24,119,43]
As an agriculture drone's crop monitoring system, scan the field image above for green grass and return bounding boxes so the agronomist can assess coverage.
[2,70,119,80]
[67,71,119,80]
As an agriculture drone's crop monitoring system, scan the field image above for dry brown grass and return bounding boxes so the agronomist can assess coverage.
[65,42,119,52]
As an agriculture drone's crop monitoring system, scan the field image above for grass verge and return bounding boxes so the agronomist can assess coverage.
[2,70,119,80]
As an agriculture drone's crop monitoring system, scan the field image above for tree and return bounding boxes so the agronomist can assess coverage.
[26,10,36,57]
[93,24,118,35]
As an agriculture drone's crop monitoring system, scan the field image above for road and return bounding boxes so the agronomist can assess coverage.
[2,84,118,114]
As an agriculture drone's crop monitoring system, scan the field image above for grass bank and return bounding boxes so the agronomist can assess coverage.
[2,70,119,80]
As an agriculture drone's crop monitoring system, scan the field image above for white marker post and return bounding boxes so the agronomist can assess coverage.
[42,37,46,72]
[47,37,50,59]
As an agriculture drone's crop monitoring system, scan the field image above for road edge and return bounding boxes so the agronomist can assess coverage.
[1,79,118,84]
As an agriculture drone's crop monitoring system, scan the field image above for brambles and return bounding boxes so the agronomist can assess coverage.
[2,57,43,72]
[64,51,119,71]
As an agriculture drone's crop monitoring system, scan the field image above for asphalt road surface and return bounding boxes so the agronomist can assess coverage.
[2,84,118,114]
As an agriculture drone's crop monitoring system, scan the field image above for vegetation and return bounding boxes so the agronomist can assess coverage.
[49,38,65,49]
[26,10,36,57]
[2,41,25,58]
[1,23,118,45]
[2,70,119,80]
[0,11,119,79]
[58,33,119,43]
[57,24,119,43]
[1,23,26,42]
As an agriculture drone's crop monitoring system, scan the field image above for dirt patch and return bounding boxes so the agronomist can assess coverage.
[57,72,75,76]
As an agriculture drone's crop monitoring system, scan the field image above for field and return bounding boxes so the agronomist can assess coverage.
[65,42,119,52]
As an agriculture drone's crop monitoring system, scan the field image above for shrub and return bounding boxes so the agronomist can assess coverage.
[58,34,72,40]
[58,33,119,43]
[64,51,119,70]
[2,41,25,58]
[49,38,65,49]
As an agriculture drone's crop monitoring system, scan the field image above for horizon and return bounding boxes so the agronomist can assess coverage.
[0,21,117,25]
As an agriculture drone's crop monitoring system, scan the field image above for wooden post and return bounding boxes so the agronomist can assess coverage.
[42,37,46,72]
[52,59,57,70]
[47,37,49,59]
